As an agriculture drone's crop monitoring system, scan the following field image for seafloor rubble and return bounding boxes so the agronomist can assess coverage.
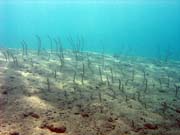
[0,48,180,135]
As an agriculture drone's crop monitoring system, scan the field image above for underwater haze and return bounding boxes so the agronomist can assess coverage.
[1,0,180,59]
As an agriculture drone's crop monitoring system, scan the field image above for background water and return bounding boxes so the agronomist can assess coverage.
[0,0,180,59]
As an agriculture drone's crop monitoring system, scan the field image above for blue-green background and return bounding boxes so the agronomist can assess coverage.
[0,0,180,59]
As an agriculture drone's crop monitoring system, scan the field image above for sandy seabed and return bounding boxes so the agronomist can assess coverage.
[0,49,180,135]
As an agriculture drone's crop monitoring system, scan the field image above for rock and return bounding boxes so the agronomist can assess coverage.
[23,112,40,119]
[144,123,158,130]
[81,112,89,118]
[175,108,180,113]
[107,117,114,122]
[29,112,40,119]
[10,132,19,135]
[2,91,7,95]
[41,122,66,133]
[23,113,29,118]
[72,106,80,115]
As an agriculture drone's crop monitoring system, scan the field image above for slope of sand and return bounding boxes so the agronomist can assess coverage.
[0,49,180,135]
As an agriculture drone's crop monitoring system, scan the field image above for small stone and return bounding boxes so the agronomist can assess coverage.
[73,107,80,115]
[23,112,40,119]
[81,112,89,118]
[2,91,7,95]
[29,112,40,119]
[41,122,66,133]
[10,132,19,135]
[175,108,180,113]
[144,123,158,130]
[107,117,114,122]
